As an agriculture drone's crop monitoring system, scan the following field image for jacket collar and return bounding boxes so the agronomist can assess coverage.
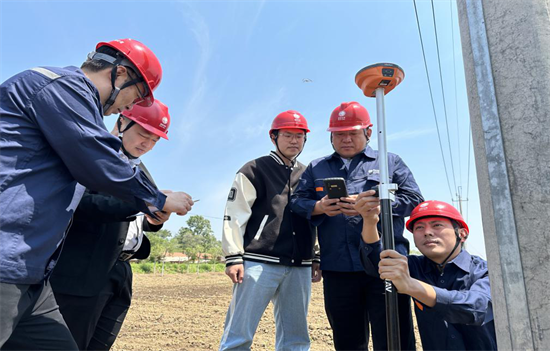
[269,151,300,169]
[270,151,285,165]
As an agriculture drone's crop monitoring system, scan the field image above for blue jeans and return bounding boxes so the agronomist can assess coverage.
[219,261,311,351]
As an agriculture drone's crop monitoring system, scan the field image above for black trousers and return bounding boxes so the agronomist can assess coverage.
[323,270,416,351]
[54,260,132,350]
[0,279,78,350]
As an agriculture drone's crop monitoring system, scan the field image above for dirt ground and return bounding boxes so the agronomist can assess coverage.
[112,273,422,351]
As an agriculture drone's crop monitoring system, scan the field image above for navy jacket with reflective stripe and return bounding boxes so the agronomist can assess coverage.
[0,66,165,284]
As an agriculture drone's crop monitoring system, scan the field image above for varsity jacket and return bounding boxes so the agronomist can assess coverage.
[222,152,317,267]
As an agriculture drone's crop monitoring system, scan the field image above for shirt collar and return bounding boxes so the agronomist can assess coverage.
[423,249,471,274]
[118,150,141,168]
[447,249,472,273]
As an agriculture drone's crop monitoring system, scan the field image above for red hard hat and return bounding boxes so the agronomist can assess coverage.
[406,200,469,234]
[328,101,372,132]
[97,39,162,107]
[122,100,170,139]
[269,110,310,136]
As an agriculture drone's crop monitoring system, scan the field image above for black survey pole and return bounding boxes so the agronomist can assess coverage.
[355,63,405,351]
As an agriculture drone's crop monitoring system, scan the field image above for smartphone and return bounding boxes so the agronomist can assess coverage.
[323,177,349,199]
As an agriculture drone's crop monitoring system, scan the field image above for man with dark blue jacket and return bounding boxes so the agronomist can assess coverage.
[51,100,172,350]
[356,197,497,350]
[291,101,423,351]
[0,39,193,350]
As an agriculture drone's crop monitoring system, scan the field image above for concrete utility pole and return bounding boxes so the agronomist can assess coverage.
[456,0,550,350]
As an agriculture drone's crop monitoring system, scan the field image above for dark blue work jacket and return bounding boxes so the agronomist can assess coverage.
[290,146,423,272]
[0,66,165,284]
[360,241,497,350]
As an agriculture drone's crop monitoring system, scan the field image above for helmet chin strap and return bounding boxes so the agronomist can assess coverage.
[435,225,463,274]
[90,52,143,113]
[273,131,307,166]
[116,117,138,159]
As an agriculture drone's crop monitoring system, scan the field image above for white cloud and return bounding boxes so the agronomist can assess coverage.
[225,87,288,144]
[244,0,267,47]
[175,3,212,137]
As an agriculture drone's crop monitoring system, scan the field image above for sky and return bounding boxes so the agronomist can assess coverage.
[0,0,487,258]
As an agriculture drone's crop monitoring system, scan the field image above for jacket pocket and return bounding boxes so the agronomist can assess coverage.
[253,215,269,240]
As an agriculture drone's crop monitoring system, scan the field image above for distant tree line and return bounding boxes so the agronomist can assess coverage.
[144,215,223,273]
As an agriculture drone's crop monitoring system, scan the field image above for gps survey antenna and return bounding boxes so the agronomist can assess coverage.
[355,63,405,351]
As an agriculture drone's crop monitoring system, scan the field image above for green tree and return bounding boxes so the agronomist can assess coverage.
[174,215,223,273]
[209,243,223,271]
[186,215,214,237]
[153,229,172,240]
[146,229,176,274]
[187,215,218,265]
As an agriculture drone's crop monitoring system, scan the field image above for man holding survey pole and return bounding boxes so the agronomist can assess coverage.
[291,101,423,350]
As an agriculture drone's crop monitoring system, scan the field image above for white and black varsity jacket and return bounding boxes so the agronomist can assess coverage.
[222,151,318,267]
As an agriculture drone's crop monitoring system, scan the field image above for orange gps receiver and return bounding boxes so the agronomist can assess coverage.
[355,63,405,97]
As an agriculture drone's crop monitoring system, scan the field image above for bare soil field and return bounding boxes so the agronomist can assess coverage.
[113,273,421,351]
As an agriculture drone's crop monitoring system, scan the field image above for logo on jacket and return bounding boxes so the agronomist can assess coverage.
[228,187,237,201]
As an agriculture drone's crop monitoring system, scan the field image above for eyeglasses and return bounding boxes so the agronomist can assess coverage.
[126,67,149,105]
[279,132,305,141]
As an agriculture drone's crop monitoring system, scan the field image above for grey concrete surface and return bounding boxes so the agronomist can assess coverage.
[456,0,550,350]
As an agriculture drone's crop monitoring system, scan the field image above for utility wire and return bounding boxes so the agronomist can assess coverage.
[197,214,224,221]
[430,0,458,194]
[412,0,454,200]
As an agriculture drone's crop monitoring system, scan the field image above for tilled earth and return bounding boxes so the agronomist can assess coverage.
[113,273,421,351]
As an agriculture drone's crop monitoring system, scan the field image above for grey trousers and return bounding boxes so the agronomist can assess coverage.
[0,279,77,351]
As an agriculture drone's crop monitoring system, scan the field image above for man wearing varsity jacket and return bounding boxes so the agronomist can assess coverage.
[219,110,317,351]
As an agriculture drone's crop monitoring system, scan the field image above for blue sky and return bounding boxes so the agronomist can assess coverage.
[0,0,486,258]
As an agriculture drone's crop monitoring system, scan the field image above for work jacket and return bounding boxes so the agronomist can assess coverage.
[0,66,164,284]
[291,146,423,272]
[361,241,497,350]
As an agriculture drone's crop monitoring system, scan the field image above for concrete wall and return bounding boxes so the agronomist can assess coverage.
[456,0,550,349]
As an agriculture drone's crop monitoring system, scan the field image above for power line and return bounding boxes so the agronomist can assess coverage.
[430,0,458,194]
[198,214,224,221]
[412,0,454,200]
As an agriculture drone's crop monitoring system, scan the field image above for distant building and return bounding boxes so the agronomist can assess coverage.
[163,252,190,263]
[162,252,225,263]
